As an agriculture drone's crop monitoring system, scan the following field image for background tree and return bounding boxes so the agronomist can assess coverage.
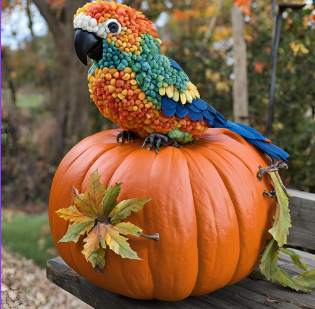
[231,3,249,125]
[32,0,90,162]
[1,0,314,211]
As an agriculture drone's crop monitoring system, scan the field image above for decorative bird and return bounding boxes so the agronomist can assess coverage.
[73,1,289,163]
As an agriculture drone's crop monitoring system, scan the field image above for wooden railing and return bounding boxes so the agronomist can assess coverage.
[287,189,315,251]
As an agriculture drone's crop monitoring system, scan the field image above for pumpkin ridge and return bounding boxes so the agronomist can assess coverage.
[181,148,212,295]
[202,136,265,183]
[207,148,248,282]
[201,139,271,233]
[108,147,145,186]
[204,147,263,283]
[209,145,271,283]
[197,136,268,251]
[179,148,200,297]
[144,150,158,299]
[81,143,141,192]
[198,147,241,287]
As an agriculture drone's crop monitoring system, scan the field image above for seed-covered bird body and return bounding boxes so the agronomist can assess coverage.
[74,1,289,162]
[75,1,207,142]
[88,28,208,141]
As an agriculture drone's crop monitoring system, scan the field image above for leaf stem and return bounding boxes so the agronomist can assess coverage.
[72,185,79,195]
[137,232,159,242]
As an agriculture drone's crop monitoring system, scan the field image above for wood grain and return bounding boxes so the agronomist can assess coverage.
[287,189,315,251]
[47,249,315,309]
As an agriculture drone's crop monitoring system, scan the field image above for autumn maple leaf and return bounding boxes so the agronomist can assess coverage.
[259,171,315,292]
[56,169,158,273]
[234,0,252,15]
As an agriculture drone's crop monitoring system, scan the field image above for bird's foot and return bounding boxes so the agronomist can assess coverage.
[263,190,276,198]
[142,133,180,154]
[257,161,288,182]
[116,131,136,145]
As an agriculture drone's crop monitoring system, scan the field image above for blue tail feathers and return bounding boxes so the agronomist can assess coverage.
[213,119,289,163]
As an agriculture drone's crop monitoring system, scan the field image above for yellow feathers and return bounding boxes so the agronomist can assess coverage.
[159,87,166,96]
[166,85,173,98]
[158,81,200,105]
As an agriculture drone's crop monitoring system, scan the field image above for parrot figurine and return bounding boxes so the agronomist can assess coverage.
[73,1,289,164]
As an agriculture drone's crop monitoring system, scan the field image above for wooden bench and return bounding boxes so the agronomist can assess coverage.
[46,189,315,308]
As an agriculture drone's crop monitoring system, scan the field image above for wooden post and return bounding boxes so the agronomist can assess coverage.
[231,4,249,125]
[266,2,305,138]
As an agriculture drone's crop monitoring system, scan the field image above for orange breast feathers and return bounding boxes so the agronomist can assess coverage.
[88,66,209,137]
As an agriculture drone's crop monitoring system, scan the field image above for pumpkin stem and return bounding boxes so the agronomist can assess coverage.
[257,161,287,181]
[137,232,159,242]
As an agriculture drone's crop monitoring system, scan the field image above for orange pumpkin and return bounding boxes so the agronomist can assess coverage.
[49,128,275,301]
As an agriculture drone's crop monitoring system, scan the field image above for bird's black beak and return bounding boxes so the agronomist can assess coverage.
[74,29,103,66]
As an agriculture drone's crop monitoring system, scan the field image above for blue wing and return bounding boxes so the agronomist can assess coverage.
[161,96,289,162]
[167,57,183,71]
[162,97,226,125]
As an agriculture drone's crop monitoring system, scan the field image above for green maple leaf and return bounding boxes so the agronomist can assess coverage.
[259,170,315,292]
[109,198,151,224]
[260,240,315,292]
[88,248,106,273]
[102,183,121,217]
[113,222,143,237]
[73,190,98,218]
[86,169,105,215]
[104,225,141,260]
[279,248,307,271]
[268,171,291,247]
[56,205,94,223]
[56,169,154,274]
[59,221,95,243]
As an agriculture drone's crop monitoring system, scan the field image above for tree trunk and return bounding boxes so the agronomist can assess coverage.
[1,49,16,107]
[32,0,89,164]
[231,5,249,125]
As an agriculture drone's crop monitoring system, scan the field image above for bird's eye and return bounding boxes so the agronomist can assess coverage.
[108,22,118,33]
[104,19,121,35]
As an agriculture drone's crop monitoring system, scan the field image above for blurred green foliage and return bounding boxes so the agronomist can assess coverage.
[1,211,58,268]
[246,1,315,191]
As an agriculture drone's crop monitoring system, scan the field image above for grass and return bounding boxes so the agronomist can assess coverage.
[16,93,44,110]
[1,210,58,268]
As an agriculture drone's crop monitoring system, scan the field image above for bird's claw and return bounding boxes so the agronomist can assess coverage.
[142,133,179,154]
[257,161,288,181]
[116,131,136,145]
[263,190,276,198]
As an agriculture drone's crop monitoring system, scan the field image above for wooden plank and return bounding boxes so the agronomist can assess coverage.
[224,285,301,309]
[193,295,242,309]
[210,288,276,308]
[237,277,315,308]
[287,189,315,251]
[47,252,315,309]
[46,258,214,309]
